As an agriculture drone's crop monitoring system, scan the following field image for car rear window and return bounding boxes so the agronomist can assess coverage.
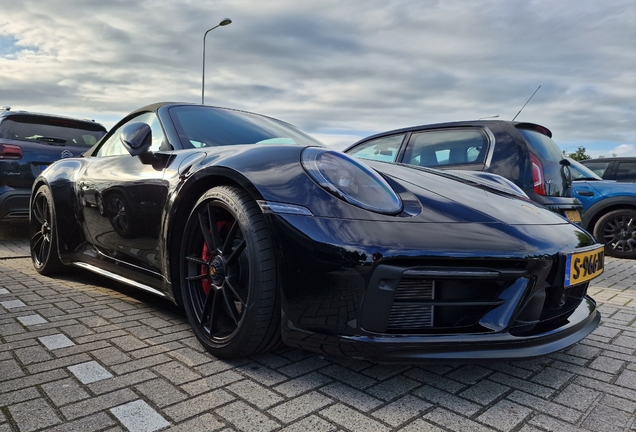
[0,115,106,147]
[517,129,564,162]
[516,128,563,162]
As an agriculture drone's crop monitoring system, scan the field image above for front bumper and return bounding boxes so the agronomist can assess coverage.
[283,296,599,362]
[269,213,601,362]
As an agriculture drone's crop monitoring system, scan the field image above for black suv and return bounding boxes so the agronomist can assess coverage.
[0,107,107,221]
[344,120,582,223]
[581,157,636,182]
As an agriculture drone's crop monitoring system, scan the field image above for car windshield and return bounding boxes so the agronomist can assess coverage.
[168,106,325,148]
[568,158,603,181]
[0,116,106,147]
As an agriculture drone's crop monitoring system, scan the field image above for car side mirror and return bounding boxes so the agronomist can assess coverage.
[120,122,152,156]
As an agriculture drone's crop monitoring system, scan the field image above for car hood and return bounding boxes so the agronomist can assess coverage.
[174,145,572,226]
[366,160,571,226]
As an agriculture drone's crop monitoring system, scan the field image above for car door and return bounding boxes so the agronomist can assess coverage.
[77,112,169,276]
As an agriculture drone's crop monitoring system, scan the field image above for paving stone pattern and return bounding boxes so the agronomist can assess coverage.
[1,223,635,431]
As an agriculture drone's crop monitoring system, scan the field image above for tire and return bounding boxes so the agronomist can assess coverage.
[30,185,63,275]
[593,209,636,259]
[180,186,280,358]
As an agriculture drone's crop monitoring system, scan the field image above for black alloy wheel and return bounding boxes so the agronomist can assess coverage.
[180,185,280,358]
[106,193,136,238]
[30,185,63,275]
[593,209,636,259]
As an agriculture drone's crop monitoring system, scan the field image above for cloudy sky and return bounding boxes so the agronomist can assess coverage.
[1,0,635,156]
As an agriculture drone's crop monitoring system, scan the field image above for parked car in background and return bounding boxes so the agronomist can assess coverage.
[344,120,583,223]
[30,102,603,361]
[581,157,636,182]
[569,159,636,259]
[0,107,107,221]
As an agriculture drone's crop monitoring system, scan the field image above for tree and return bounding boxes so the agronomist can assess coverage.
[563,146,591,161]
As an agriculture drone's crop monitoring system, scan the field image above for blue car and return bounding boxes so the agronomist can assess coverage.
[570,159,636,259]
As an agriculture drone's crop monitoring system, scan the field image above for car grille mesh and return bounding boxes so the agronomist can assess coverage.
[394,279,434,300]
[387,280,434,329]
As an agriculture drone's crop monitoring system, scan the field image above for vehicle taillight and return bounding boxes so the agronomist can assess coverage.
[530,153,546,195]
[0,144,22,159]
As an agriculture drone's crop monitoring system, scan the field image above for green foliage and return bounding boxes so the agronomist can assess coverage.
[563,146,591,161]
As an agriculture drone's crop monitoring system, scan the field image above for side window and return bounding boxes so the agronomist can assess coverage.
[404,129,489,167]
[615,161,636,181]
[347,134,405,162]
[582,161,610,178]
[96,112,166,157]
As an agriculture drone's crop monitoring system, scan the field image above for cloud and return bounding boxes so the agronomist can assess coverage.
[611,144,636,156]
[0,0,635,155]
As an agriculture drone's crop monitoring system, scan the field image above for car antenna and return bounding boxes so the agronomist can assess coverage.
[512,85,541,121]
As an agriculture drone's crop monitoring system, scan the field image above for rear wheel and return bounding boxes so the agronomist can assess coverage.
[180,186,280,358]
[30,185,63,275]
[593,209,636,259]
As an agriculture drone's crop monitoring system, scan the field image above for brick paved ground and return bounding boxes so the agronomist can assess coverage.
[1,221,635,432]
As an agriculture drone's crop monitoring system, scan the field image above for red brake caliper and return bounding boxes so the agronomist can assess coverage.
[200,221,227,295]
[200,241,212,295]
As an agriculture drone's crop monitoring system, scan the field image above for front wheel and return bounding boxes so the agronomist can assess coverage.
[179,186,280,358]
[30,185,63,275]
[593,209,636,259]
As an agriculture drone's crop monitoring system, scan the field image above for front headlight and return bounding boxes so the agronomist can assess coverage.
[301,147,403,215]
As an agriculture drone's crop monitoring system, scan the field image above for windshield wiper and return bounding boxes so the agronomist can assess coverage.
[26,136,68,144]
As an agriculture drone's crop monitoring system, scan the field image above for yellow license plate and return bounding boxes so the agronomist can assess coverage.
[565,246,604,287]
[564,209,582,223]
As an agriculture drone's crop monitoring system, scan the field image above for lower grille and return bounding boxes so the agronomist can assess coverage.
[395,279,434,300]
[388,280,434,329]
[373,264,528,334]
[388,304,433,329]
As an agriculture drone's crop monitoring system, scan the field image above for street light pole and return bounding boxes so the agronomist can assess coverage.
[202,18,232,105]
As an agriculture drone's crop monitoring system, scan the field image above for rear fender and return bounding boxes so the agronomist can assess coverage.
[33,160,87,259]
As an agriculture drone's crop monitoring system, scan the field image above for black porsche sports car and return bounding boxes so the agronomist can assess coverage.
[30,103,604,361]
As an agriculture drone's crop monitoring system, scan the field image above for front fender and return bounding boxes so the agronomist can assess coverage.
[582,196,636,230]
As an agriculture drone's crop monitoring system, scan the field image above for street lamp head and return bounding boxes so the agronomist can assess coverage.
[219,18,232,26]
